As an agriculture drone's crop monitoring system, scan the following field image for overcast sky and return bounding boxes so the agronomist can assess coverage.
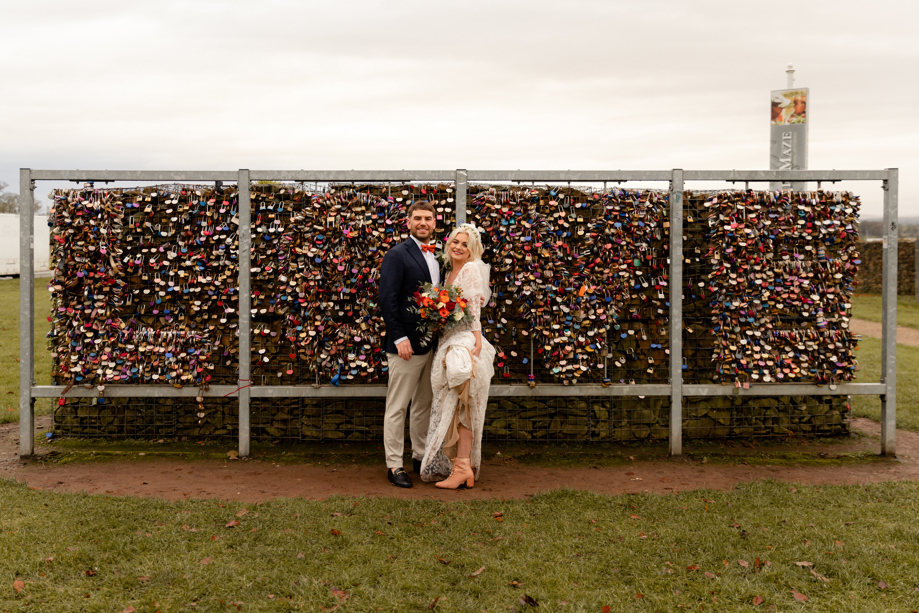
[1,0,916,218]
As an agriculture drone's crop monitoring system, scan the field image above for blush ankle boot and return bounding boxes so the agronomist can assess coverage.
[435,457,474,489]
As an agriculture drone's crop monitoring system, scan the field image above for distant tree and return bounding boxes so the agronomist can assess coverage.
[0,181,45,214]
[0,182,17,214]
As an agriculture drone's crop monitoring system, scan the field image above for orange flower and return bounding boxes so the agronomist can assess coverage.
[422,297,434,307]
[458,299,467,308]
[438,290,450,303]
[438,308,450,318]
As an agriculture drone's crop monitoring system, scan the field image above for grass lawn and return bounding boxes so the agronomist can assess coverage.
[849,336,919,432]
[850,294,919,330]
[3,478,919,611]
[0,277,52,425]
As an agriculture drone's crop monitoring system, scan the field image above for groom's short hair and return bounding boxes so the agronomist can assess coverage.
[407,201,435,218]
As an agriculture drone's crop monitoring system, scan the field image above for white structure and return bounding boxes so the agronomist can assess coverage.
[0,214,49,275]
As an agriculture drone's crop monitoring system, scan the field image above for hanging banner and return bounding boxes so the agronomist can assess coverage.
[769,88,808,190]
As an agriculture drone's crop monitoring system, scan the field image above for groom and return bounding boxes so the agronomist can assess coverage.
[378,201,440,488]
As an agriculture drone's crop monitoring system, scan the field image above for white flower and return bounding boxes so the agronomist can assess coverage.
[453,310,464,321]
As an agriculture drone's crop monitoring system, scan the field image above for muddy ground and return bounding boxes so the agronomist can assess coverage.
[1,415,915,502]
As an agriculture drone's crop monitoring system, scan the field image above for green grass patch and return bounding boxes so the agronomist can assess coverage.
[851,294,919,329]
[850,336,919,432]
[0,277,52,424]
[2,478,919,611]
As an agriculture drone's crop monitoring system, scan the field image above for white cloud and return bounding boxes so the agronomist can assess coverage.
[1,0,916,218]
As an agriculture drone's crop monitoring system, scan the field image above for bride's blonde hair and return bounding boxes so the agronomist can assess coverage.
[445,224,484,269]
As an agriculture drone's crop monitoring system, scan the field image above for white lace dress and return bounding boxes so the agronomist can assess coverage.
[420,262,496,482]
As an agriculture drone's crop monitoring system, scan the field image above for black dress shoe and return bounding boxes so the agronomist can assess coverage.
[413,459,422,474]
[387,468,412,488]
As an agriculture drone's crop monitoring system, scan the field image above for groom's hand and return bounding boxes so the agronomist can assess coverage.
[396,339,414,361]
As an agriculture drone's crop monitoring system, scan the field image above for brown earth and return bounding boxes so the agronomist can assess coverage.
[1,415,916,502]
[849,317,919,346]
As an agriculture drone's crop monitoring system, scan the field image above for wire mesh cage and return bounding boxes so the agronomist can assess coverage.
[248,182,458,387]
[468,184,671,386]
[46,181,861,443]
[680,189,858,438]
[682,395,849,438]
[47,184,239,388]
[53,396,239,439]
[483,396,671,442]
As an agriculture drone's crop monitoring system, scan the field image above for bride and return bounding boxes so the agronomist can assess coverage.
[420,223,496,489]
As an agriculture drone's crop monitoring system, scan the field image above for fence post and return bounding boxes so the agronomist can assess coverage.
[668,169,684,455]
[455,169,467,224]
[880,168,898,457]
[19,169,34,459]
[238,170,252,457]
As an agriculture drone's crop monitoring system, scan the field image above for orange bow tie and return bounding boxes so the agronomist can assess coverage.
[421,244,436,254]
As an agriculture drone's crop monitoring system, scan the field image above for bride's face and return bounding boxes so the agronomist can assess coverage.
[448,232,470,265]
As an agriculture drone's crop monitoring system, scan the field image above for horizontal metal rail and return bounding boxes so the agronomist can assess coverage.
[489,385,669,397]
[684,170,889,182]
[249,170,456,182]
[466,170,672,182]
[242,384,676,398]
[33,382,883,399]
[32,385,239,398]
[27,169,892,184]
[29,170,240,182]
[682,383,885,396]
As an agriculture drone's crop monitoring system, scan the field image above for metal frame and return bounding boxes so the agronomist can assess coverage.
[669,169,684,454]
[19,168,898,459]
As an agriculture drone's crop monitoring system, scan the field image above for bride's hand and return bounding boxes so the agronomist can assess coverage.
[472,342,482,358]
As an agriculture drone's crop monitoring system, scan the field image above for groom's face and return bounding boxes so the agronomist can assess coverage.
[407,210,435,243]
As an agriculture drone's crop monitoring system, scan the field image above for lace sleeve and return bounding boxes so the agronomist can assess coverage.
[460,265,483,332]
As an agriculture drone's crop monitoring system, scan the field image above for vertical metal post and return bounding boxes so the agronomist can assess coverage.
[529,337,535,380]
[881,210,887,376]
[238,170,252,457]
[668,168,683,455]
[455,169,467,224]
[880,168,898,457]
[19,169,34,459]
[668,169,684,456]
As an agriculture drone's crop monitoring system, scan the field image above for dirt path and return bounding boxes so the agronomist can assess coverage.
[849,317,919,346]
[2,416,916,501]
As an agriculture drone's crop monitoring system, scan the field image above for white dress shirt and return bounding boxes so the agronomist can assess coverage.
[394,236,440,347]
[411,235,441,287]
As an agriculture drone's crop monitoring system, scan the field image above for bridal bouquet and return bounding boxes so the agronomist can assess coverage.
[409,282,474,347]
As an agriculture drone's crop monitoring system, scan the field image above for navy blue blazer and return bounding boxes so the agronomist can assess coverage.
[378,239,439,355]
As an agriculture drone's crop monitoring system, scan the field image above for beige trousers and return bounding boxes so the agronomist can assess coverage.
[384,351,434,470]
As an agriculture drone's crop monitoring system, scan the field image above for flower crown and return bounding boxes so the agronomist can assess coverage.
[456,223,482,243]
